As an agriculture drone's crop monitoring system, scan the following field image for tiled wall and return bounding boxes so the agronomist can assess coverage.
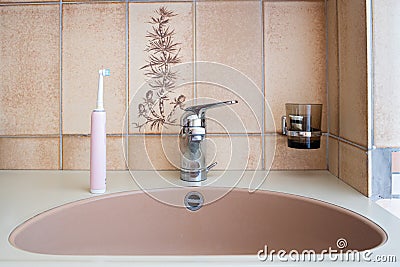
[0,0,328,171]
[326,0,369,196]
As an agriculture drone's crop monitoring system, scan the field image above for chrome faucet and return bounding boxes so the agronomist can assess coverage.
[179,100,238,182]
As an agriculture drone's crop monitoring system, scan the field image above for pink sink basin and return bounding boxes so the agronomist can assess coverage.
[9,188,386,256]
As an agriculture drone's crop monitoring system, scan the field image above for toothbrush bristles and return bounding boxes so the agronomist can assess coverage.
[101,69,111,76]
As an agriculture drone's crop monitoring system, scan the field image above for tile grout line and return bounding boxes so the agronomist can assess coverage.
[123,133,265,137]
[125,0,129,167]
[260,0,265,170]
[0,133,269,138]
[0,135,61,138]
[335,0,341,177]
[366,0,375,196]
[328,134,368,152]
[0,1,122,6]
[324,0,329,171]
[0,2,58,6]
[0,1,193,6]
[367,0,374,150]
[193,0,197,104]
[59,0,63,170]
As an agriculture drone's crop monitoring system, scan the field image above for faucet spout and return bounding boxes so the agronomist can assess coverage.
[184,100,238,119]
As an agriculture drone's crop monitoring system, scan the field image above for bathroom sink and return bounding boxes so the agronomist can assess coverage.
[9,187,386,256]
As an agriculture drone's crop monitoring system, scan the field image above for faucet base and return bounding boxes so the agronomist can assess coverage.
[180,169,207,182]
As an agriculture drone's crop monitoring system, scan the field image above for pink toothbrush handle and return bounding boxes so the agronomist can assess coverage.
[90,111,106,193]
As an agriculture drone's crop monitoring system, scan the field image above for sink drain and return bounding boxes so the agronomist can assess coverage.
[184,191,204,211]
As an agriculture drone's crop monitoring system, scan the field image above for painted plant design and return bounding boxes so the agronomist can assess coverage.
[133,7,186,131]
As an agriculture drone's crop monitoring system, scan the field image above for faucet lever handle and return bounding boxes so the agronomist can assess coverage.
[206,162,218,173]
[185,100,238,119]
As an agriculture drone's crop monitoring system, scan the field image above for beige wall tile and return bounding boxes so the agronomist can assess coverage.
[372,0,400,147]
[128,135,178,170]
[105,136,127,170]
[337,0,368,147]
[327,0,339,136]
[339,141,368,196]
[205,135,262,170]
[197,1,261,88]
[328,136,339,177]
[0,5,60,135]
[0,138,59,169]
[265,135,327,170]
[392,152,400,173]
[128,135,261,171]
[62,135,126,170]
[264,1,326,133]
[196,1,262,134]
[61,135,92,170]
[195,84,261,134]
[62,3,126,134]
[129,3,194,134]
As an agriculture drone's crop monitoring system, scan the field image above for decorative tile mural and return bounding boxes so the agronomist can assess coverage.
[132,7,186,132]
[129,2,193,135]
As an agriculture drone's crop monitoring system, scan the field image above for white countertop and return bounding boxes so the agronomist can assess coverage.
[0,170,399,266]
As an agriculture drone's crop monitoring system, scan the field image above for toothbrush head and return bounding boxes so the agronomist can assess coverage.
[99,69,110,77]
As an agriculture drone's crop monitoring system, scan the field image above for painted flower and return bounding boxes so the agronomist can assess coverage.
[177,95,186,104]
[146,90,153,100]
[138,103,146,116]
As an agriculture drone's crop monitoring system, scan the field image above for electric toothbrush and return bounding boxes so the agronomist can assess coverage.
[90,69,110,194]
